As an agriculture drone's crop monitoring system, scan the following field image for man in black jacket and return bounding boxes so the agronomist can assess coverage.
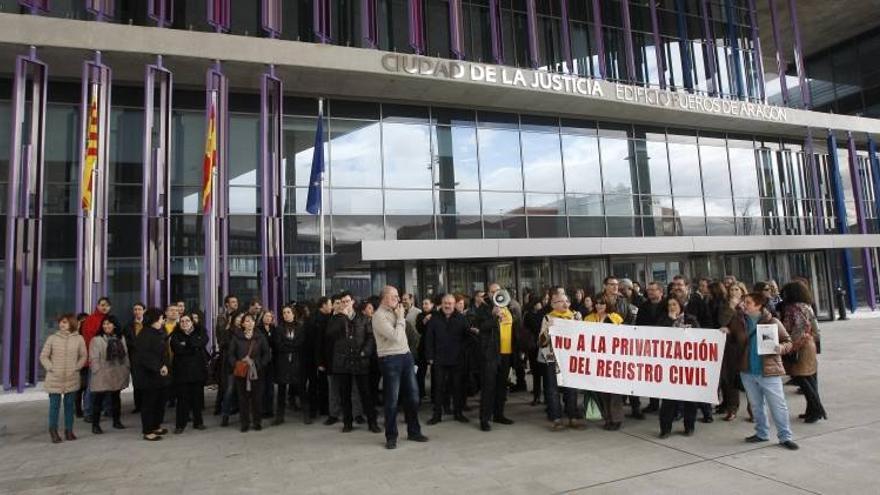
[634,282,666,415]
[304,297,332,420]
[471,283,518,431]
[672,275,712,328]
[425,294,470,425]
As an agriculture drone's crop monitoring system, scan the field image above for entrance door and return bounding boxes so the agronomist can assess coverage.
[447,260,516,296]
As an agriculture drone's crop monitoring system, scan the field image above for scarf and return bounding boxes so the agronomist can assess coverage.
[105,335,126,363]
[548,309,574,320]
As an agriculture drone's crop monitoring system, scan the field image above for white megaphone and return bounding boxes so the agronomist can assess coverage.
[492,289,511,308]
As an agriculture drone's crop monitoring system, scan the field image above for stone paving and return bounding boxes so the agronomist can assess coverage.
[0,318,877,494]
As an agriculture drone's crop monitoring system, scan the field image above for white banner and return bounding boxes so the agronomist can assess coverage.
[548,320,726,404]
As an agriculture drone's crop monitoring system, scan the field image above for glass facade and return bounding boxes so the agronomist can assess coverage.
[806,27,880,118]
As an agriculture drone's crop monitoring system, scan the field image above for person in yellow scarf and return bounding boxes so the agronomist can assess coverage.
[584,296,624,430]
[538,293,585,431]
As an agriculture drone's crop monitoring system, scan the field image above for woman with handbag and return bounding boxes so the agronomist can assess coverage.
[170,313,209,434]
[88,315,130,434]
[780,282,827,423]
[228,313,270,432]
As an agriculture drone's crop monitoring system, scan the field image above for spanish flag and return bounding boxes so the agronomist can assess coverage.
[202,100,217,214]
[81,92,99,211]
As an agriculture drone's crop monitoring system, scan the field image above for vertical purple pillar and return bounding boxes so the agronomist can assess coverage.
[805,128,824,235]
[748,0,766,102]
[620,0,637,82]
[847,132,876,309]
[699,0,718,96]
[18,0,48,14]
[314,0,331,43]
[867,135,880,236]
[142,56,173,308]
[489,0,504,64]
[262,0,282,38]
[2,47,47,391]
[767,0,788,105]
[526,0,539,69]
[208,0,231,33]
[408,0,426,54]
[362,0,378,49]
[649,0,665,89]
[85,0,115,20]
[787,0,811,109]
[148,0,174,27]
[449,0,464,59]
[591,0,606,79]
[559,0,573,73]
[260,66,285,312]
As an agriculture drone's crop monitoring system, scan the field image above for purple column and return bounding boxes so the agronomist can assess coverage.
[748,0,766,102]
[142,56,173,308]
[847,132,877,309]
[449,0,465,59]
[314,0,331,43]
[559,0,573,73]
[208,0,231,33]
[699,0,718,96]
[649,0,665,89]
[620,0,637,82]
[408,0,426,54]
[526,0,539,68]
[262,0,282,38]
[805,128,824,235]
[2,47,47,392]
[787,0,811,109]
[489,0,504,64]
[260,66,285,312]
[362,0,378,49]
[148,0,174,27]
[85,0,115,20]
[591,0,606,79]
[18,0,48,14]
[767,0,788,105]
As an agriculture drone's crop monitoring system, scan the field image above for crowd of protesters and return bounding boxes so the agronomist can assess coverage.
[40,275,823,450]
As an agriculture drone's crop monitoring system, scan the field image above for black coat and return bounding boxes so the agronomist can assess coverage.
[308,312,330,371]
[470,303,520,363]
[657,313,700,328]
[273,321,305,385]
[425,311,469,367]
[132,326,170,390]
[684,293,713,328]
[324,313,374,375]
[414,310,432,362]
[170,326,209,384]
[636,299,666,326]
[227,332,271,377]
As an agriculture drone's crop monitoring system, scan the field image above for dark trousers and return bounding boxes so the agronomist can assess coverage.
[660,399,696,433]
[262,368,275,417]
[527,350,544,401]
[544,363,580,421]
[337,373,377,426]
[480,354,511,423]
[795,374,826,418]
[512,352,526,389]
[175,381,205,429]
[629,395,642,414]
[90,391,121,426]
[133,389,142,411]
[379,352,421,441]
[235,378,264,427]
[276,382,304,420]
[416,358,428,400]
[598,393,624,424]
[139,387,167,435]
[312,369,329,416]
[432,364,465,418]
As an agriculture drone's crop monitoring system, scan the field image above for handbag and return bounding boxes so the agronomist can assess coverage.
[233,340,255,379]
[584,392,603,421]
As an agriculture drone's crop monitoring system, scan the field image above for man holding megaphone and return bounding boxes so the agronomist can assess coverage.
[470,283,520,432]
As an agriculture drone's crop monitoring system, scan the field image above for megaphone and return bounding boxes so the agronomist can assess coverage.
[492,289,511,308]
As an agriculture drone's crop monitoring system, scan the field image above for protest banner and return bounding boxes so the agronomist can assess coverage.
[548,320,726,404]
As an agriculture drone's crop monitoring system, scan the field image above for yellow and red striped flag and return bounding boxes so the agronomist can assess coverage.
[81,92,99,211]
[202,100,218,214]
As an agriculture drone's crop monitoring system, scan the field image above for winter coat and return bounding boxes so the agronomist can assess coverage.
[133,326,171,390]
[324,313,374,375]
[309,312,331,370]
[273,321,305,384]
[227,331,271,378]
[122,319,144,360]
[656,313,700,328]
[635,299,666,326]
[89,335,131,392]
[470,303,521,363]
[170,326,209,384]
[728,309,792,377]
[414,311,432,362]
[40,330,87,394]
[425,311,469,367]
[781,303,818,377]
[80,309,105,367]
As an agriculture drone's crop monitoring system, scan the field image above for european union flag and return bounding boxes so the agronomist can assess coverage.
[305,109,324,215]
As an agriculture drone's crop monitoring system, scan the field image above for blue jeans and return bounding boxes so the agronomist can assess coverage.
[544,362,580,421]
[740,372,793,442]
[49,393,76,430]
[221,374,239,416]
[81,370,92,417]
[379,352,421,440]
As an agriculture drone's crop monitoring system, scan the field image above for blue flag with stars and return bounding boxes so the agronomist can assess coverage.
[305,109,324,215]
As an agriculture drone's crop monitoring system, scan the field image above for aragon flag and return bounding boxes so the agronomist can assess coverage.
[81,92,99,211]
[202,99,218,214]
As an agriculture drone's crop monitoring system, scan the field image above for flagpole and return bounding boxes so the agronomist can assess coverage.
[318,97,326,297]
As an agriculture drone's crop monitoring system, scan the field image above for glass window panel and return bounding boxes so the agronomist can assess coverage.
[521,131,564,192]
[383,104,430,123]
[43,184,78,214]
[432,107,476,126]
[679,217,706,236]
[705,197,735,217]
[699,139,733,197]
[436,190,481,215]
[482,191,525,215]
[642,216,678,237]
[333,215,385,243]
[729,146,760,197]
[707,217,736,235]
[668,141,703,196]
[599,135,634,194]
[284,115,326,187]
[45,104,80,184]
[108,185,142,214]
[604,194,636,215]
[42,215,77,258]
[437,215,483,239]
[562,134,602,194]
[106,259,143,319]
[383,122,433,188]
[385,215,436,240]
[228,113,260,186]
[385,190,434,215]
[0,100,9,183]
[525,193,565,215]
[228,215,261,256]
[170,215,202,257]
[229,186,259,214]
[607,217,641,237]
[109,108,144,184]
[330,100,380,119]
[227,256,262,304]
[568,216,606,237]
[171,186,201,214]
[434,125,479,190]
[284,214,329,254]
[107,215,141,257]
[565,194,604,216]
[635,139,671,196]
[528,216,568,238]
[483,216,527,238]
[329,119,382,188]
[172,110,205,186]
[331,188,383,215]
[674,196,705,217]
[477,128,523,191]
[641,195,674,216]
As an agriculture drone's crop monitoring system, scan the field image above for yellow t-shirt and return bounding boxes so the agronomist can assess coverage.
[499,307,513,355]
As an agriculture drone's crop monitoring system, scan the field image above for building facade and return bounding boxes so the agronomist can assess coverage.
[2,0,880,390]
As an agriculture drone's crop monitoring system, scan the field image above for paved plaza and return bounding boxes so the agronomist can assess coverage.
[0,318,878,495]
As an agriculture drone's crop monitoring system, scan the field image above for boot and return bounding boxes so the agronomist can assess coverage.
[49,429,62,444]
[64,430,78,441]
[113,419,126,429]
[92,423,104,434]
